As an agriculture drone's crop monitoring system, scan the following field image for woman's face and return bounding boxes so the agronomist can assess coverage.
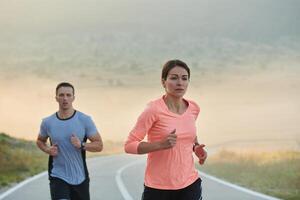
[162,66,189,98]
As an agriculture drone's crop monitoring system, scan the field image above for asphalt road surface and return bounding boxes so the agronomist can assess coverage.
[0,154,281,200]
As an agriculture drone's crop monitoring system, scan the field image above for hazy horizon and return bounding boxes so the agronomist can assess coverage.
[0,0,299,150]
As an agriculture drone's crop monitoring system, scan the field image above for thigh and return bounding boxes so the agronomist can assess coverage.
[70,178,90,200]
[180,178,202,200]
[49,177,71,200]
[141,185,172,200]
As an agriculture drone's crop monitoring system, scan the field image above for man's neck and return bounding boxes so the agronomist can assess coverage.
[57,108,75,119]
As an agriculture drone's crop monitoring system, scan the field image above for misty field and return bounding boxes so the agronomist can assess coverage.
[198,150,300,200]
[1,1,300,145]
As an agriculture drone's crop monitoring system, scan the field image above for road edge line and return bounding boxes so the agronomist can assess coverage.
[115,160,143,200]
[198,170,282,200]
[0,171,47,200]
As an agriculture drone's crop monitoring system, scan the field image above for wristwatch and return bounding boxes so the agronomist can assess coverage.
[80,141,86,150]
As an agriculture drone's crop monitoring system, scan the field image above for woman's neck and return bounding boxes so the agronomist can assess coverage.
[163,95,186,114]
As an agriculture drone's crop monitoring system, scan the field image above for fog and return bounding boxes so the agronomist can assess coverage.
[0,0,299,150]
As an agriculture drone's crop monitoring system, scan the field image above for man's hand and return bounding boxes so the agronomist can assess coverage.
[47,144,58,156]
[70,134,81,149]
[159,129,177,150]
[194,144,207,165]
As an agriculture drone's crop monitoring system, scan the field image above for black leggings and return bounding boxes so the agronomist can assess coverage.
[142,178,202,200]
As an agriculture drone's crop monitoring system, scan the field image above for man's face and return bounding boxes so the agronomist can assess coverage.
[55,87,75,110]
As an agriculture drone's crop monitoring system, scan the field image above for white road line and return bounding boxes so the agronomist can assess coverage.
[198,171,282,200]
[115,160,143,200]
[0,159,282,200]
[0,171,47,200]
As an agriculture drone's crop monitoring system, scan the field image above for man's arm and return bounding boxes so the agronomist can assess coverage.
[85,133,103,152]
[36,135,58,156]
[71,133,103,152]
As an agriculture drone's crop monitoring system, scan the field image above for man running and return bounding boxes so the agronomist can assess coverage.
[36,82,103,200]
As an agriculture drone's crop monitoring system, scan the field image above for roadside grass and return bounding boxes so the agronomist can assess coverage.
[0,132,123,188]
[0,133,47,187]
[87,140,124,157]
[197,149,300,200]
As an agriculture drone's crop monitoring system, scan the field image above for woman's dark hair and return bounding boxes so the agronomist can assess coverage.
[56,82,75,95]
[161,59,190,80]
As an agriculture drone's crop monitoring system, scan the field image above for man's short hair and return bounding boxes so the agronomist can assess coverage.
[56,82,75,95]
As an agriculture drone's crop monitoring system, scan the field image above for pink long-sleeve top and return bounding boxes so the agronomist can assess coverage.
[124,96,200,190]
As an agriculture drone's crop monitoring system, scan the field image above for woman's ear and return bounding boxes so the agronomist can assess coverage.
[161,79,166,88]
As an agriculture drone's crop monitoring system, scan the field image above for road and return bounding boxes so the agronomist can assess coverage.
[0,154,281,200]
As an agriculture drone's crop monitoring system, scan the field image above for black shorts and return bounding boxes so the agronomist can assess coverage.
[142,178,202,200]
[49,177,90,200]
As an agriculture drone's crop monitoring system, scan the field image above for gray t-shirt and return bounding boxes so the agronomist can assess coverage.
[39,110,98,185]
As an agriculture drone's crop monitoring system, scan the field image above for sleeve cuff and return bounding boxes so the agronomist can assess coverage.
[124,141,140,154]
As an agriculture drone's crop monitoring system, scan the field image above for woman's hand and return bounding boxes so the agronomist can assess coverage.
[136,129,177,154]
[194,144,207,165]
[159,129,177,149]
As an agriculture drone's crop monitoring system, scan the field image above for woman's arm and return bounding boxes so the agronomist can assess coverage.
[124,104,158,154]
[194,137,207,165]
[137,129,176,154]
